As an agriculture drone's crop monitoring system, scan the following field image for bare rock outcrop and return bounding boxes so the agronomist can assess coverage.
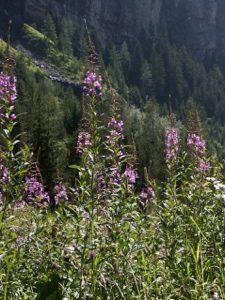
[1,0,225,59]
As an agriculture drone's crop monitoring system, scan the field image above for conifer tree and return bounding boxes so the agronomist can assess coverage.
[137,98,165,182]
[140,59,153,97]
[58,18,73,56]
[120,41,131,82]
[131,42,144,87]
[43,13,57,44]
[72,27,81,58]
[150,47,166,103]
[32,78,64,190]
[79,35,89,62]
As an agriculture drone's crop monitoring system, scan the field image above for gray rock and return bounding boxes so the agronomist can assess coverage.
[1,0,225,59]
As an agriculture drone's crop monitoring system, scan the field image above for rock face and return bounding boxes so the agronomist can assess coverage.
[6,0,163,45]
[163,0,220,58]
[1,0,225,59]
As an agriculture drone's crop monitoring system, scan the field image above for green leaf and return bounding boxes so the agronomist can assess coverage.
[69,164,83,171]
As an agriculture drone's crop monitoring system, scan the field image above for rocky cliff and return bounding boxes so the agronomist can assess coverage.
[0,0,225,59]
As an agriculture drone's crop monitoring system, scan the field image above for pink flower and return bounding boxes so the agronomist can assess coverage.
[164,127,179,164]
[187,133,210,172]
[83,71,103,98]
[54,184,68,205]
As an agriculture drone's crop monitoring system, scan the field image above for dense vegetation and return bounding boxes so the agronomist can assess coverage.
[1,14,225,191]
[1,15,225,299]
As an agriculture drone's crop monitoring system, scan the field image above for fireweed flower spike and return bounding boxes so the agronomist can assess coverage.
[54,184,68,206]
[138,186,155,207]
[24,176,50,207]
[164,127,179,165]
[187,133,210,172]
[106,117,124,152]
[76,132,92,154]
[24,163,50,207]
[83,71,103,98]
[107,114,138,193]
[0,163,11,184]
[122,165,137,193]
[104,80,139,195]
[0,72,17,125]
[0,72,17,103]
[76,70,102,154]
[0,72,17,203]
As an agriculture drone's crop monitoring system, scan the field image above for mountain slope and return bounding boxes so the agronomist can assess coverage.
[1,0,225,60]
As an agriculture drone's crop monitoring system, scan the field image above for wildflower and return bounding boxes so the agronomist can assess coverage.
[117,150,123,157]
[54,184,68,205]
[122,166,137,185]
[84,134,92,146]
[140,191,148,199]
[24,176,50,206]
[187,133,210,172]
[82,212,89,218]
[106,117,125,154]
[108,166,121,186]
[0,72,17,103]
[94,169,107,192]
[108,117,117,127]
[164,127,179,164]
[89,251,97,257]
[76,132,92,154]
[83,71,103,98]
[0,72,17,129]
[15,199,26,208]
[0,164,11,183]
[138,186,155,207]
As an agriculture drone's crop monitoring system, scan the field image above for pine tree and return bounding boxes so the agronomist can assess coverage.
[150,46,166,102]
[131,42,144,87]
[140,60,153,97]
[79,35,89,62]
[58,18,73,56]
[120,41,131,82]
[62,86,81,134]
[137,98,165,183]
[32,78,65,191]
[43,13,57,44]
[72,27,81,58]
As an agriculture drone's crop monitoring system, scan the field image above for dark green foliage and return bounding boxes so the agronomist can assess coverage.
[103,40,114,66]
[78,34,89,62]
[72,27,82,58]
[22,24,48,57]
[31,79,62,189]
[136,99,166,183]
[140,59,153,98]
[57,18,73,56]
[42,13,57,44]
[130,42,144,88]
[150,47,167,102]
[61,86,81,134]
[90,25,104,55]
[9,16,225,190]
[120,41,131,82]
[14,52,81,190]
[35,275,63,300]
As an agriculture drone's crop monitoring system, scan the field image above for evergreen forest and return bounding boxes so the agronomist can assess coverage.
[1,14,225,191]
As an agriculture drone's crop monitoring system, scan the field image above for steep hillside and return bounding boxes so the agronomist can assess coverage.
[1,0,225,59]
